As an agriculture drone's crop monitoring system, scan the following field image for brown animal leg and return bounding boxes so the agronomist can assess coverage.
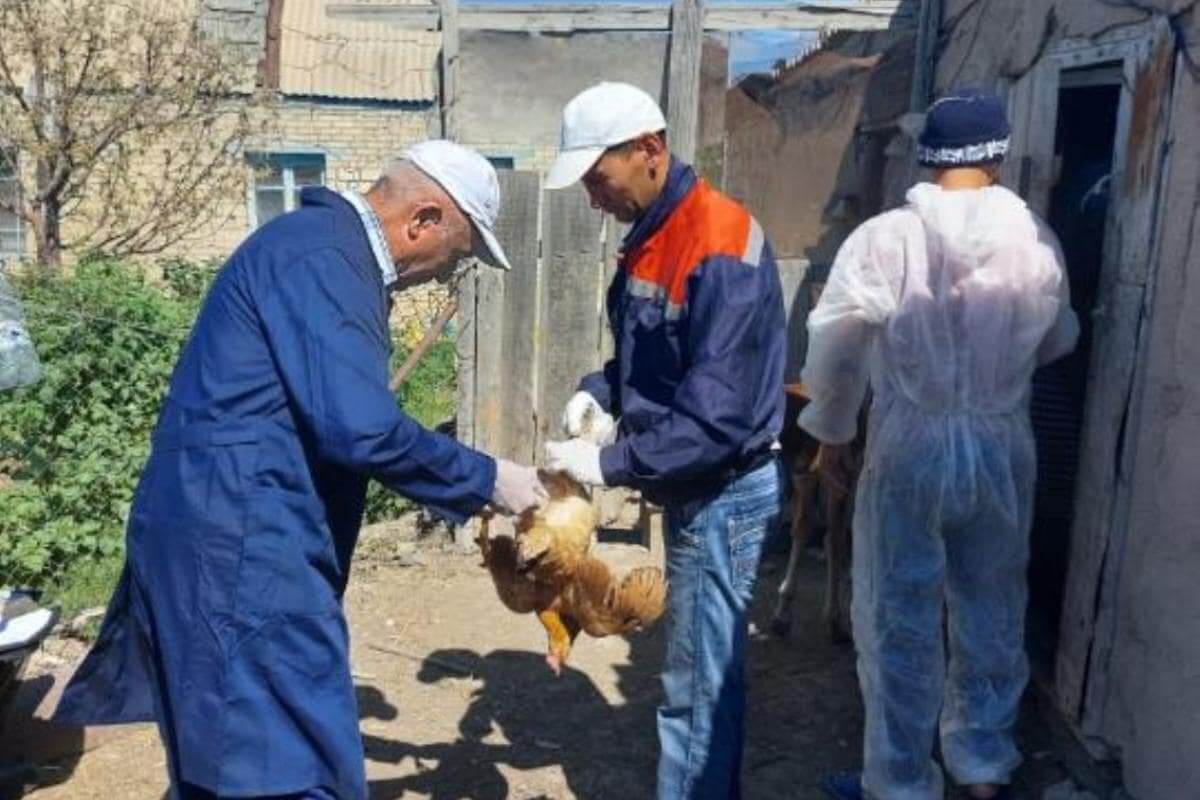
[772,468,819,637]
[824,487,853,644]
[475,513,493,561]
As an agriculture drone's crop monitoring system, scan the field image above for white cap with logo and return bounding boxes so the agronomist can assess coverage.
[403,139,512,270]
[545,82,667,191]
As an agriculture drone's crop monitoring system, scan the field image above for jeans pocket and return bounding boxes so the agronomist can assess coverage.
[668,498,708,550]
[729,517,767,598]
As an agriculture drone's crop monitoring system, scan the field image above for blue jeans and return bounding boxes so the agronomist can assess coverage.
[657,459,783,800]
[176,783,337,799]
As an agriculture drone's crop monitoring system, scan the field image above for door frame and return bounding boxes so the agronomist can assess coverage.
[1003,17,1177,747]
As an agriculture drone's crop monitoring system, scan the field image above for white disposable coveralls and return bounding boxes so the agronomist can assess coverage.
[800,183,1079,799]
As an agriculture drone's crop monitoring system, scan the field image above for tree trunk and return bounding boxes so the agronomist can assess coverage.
[32,199,63,268]
[33,145,63,267]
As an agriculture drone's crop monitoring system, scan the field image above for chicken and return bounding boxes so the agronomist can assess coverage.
[477,471,667,674]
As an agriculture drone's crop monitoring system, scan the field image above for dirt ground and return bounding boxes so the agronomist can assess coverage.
[6,528,1113,800]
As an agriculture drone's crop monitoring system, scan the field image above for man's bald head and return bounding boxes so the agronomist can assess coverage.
[364,159,475,290]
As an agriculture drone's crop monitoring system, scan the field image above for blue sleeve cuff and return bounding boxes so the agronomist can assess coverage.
[578,370,614,414]
[598,441,631,488]
[420,448,496,525]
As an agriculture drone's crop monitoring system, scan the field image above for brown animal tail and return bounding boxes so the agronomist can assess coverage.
[614,566,668,629]
[571,559,667,636]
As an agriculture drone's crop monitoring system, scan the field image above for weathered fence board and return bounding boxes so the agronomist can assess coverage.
[537,185,606,460]
[459,176,820,549]
[455,255,478,449]
[493,170,542,463]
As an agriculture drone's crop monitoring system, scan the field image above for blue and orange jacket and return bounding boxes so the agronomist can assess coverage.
[587,159,787,505]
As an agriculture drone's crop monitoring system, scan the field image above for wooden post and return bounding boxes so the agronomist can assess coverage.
[260,0,285,91]
[667,0,704,163]
[388,298,458,393]
[439,0,460,139]
[453,264,478,549]
[910,0,941,111]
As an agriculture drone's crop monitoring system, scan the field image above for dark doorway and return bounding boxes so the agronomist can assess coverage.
[1027,65,1122,680]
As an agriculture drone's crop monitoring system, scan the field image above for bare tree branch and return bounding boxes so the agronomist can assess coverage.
[0,0,275,265]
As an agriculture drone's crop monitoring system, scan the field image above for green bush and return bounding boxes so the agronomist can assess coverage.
[0,258,206,589]
[363,336,458,524]
[0,258,458,604]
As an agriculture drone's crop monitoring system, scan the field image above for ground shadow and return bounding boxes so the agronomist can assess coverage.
[365,637,663,800]
[360,550,876,800]
[0,673,84,799]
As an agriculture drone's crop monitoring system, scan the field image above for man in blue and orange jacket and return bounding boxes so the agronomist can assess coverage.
[544,82,787,800]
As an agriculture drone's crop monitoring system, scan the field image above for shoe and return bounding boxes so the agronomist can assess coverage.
[820,771,865,800]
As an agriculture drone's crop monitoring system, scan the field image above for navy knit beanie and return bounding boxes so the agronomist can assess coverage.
[917,88,1011,168]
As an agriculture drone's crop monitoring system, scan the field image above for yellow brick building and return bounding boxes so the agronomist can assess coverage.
[1,0,449,331]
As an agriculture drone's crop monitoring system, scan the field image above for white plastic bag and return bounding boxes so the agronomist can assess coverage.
[0,271,41,391]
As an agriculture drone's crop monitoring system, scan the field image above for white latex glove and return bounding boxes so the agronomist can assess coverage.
[491,459,549,515]
[544,439,606,486]
[561,391,617,446]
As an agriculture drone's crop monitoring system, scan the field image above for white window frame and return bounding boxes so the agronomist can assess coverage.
[246,151,327,229]
[0,149,24,262]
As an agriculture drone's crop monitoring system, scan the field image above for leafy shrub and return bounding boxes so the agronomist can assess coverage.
[0,257,458,593]
[363,336,458,524]
[0,258,204,587]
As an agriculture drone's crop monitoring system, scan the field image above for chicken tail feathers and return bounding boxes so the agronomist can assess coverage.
[571,560,667,636]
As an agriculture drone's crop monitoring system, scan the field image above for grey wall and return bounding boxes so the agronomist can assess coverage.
[457,30,728,177]
[458,30,671,148]
[1100,17,1200,797]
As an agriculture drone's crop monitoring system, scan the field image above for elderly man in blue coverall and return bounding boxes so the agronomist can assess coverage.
[542,82,788,800]
[54,141,547,799]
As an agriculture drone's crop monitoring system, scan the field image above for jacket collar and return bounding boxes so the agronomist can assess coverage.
[622,157,696,256]
[300,187,384,289]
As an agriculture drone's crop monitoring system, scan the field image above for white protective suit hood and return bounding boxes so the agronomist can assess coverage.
[798,181,1080,445]
[906,182,1028,264]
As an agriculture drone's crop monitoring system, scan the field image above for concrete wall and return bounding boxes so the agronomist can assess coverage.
[934,3,1200,797]
[457,30,728,178]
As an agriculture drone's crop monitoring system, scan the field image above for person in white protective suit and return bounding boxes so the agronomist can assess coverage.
[807,89,1080,800]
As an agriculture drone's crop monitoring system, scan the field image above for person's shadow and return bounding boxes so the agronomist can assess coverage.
[0,673,85,799]
[366,635,664,800]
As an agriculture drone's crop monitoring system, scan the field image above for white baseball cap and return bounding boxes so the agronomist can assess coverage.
[545,82,668,191]
[403,139,511,270]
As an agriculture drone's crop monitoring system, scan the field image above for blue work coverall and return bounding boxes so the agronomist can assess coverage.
[55,188,496,799]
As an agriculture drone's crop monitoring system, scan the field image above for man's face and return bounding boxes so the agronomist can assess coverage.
[392,204,474,290]
[582,144,652,223]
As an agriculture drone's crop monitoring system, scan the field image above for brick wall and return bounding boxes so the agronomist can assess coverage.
[184,99,439,263]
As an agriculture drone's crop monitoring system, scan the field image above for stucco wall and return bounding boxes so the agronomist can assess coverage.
[1098,24,1200,800]
[724,30,914,262]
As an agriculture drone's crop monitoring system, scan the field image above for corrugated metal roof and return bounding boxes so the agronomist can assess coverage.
[280,0,439,103]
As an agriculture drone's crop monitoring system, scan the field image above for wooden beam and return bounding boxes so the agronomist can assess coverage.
[705,2,909,31]
[909,0,939,111]
[259,0,285,91]
[667,0,704,163]
[439,0,459,138]
[327,2,912,33]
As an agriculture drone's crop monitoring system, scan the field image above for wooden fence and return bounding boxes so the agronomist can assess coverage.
[455,169,817,544]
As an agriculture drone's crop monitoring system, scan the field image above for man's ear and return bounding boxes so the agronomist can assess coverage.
[636,132,667,169]
[406,202,444,241]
